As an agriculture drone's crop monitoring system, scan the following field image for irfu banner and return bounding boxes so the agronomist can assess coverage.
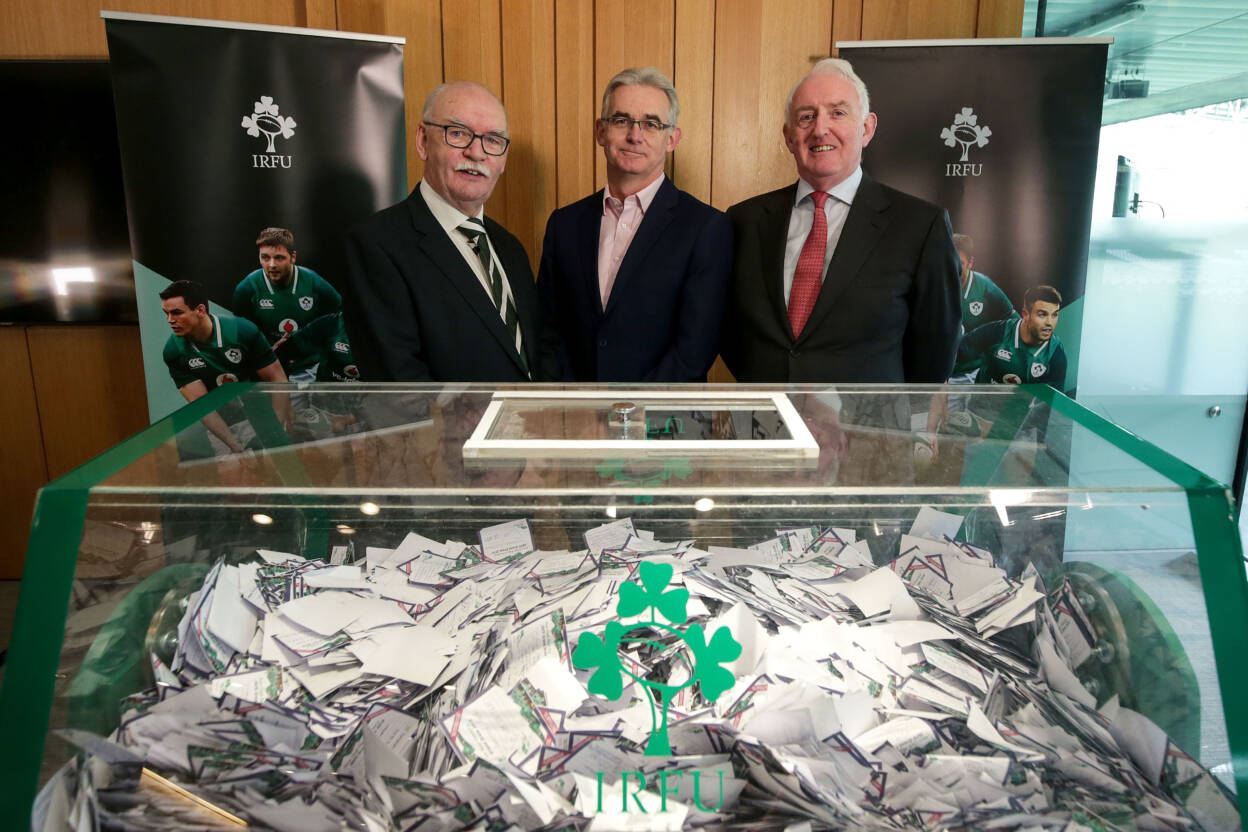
[837,39,1109,394]
[103,12,407,421]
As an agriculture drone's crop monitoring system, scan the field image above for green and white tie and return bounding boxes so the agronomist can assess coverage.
[459,217,529,376]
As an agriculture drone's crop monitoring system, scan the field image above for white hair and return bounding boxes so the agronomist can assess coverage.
[784,57,871,124]
[421,80,508,132]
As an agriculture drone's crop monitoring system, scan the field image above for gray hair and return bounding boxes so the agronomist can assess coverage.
[952,233,974,256]
[600,67,680,128]
[784,57,871,125]
[421,81,508,132]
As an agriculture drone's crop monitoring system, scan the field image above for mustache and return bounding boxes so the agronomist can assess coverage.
[455,161,492,179]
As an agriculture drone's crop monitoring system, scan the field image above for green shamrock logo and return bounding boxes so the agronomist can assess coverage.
[572,561,742,755]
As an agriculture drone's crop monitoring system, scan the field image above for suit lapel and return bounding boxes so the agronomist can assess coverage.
[407,192,523,371]
[760,184,798,340]
[578,194,605,319]
[797,173,890,343]
[603,178,679,317]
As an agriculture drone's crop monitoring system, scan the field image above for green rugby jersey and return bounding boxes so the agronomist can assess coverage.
[953,271,1016,376]
[959,316,1067,392]
[162,313,277,391]
[232,265,342,371]
[284,312,360,383]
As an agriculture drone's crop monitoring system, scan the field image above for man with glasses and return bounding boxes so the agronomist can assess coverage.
[343,81,552,381]
[722,58,960,384]
[536,67,732,381]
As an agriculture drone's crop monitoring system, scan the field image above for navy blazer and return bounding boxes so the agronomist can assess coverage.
[722,172,960,384]
[343,186,554,382]
[536,177,733,382]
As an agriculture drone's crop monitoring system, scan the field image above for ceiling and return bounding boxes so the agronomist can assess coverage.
[1021,0,1248,123]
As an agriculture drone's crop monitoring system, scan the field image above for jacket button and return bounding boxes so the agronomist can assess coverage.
[790,349,801,358]
[599,338,608,347]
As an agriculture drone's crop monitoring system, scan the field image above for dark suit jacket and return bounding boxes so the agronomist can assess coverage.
[722,172,960,384]
[343,186,553,382]
[536,177,733,382]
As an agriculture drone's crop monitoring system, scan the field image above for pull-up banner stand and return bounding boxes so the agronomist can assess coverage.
[102,11,407,421]
[837,38,1109,393]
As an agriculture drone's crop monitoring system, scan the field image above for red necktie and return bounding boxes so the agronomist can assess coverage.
[788,190,830,338]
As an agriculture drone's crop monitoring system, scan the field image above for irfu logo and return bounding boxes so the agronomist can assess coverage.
[572,561,742,756]
[941,106,992,177]
[243,96,296,169]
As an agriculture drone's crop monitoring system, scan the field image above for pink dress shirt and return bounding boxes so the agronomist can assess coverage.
[598,174,665,309]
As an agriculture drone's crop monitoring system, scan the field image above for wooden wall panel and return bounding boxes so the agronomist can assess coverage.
[26,326,149,480]
[0,0,310,57]
[861,0,978,40]
[710,0,834,211]
[593,1,675,192]
[832,0,864,44]
[0,329,49,579]
[977,0,1024,37]
[338,0,443,192]
[500,0,557,271]
[553,0,596,208]
[672,0,715,203]
[441,0,508,220]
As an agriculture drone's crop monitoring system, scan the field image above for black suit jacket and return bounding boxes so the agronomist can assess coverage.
[722,172,960,384]
[536,177,733,382]
[343,186,553,382]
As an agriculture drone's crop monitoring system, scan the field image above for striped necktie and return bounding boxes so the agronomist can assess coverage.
[458,217,529,376]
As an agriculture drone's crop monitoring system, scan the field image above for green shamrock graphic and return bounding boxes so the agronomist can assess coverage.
[572,561,742,755]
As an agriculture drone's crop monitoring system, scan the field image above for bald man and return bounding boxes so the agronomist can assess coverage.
[344,81,554,381]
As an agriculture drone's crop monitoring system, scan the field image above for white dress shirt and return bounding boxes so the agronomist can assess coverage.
[420,179,515,314]
[782,166,863,304]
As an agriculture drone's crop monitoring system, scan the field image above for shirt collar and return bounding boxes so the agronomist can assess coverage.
[262,265,299,295]
[603,173,665,217]
[421,179,484,237]
[795,165,863,208]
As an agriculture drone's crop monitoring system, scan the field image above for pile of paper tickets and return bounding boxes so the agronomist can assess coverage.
[37,508,1240,831]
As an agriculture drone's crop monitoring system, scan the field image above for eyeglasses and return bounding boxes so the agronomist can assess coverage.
[602,115,671,134]
[422,121,511,156]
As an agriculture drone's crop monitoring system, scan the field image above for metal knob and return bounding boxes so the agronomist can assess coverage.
[1207,405,1221,418]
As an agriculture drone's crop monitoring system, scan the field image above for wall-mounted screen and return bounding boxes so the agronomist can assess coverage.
[0,60,137,324]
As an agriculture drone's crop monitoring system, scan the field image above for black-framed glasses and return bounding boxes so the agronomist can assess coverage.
[422,121,511,156]
[602,115,671,134]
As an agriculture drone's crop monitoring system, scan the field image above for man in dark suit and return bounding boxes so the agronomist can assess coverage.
[537,67,732,382]
[344,81,551,382]
[722,58,960,384]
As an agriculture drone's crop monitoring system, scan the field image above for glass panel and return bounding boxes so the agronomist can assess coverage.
[9,383,1244,824]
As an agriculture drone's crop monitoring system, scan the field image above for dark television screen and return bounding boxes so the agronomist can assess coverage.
[0,60,137,323]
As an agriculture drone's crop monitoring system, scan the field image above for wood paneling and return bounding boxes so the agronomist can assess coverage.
[710,0,834,211]
[833,0,864,45]
[441,0,508,221]
[593,1,675,192]
[861,0,978,40]
[26,326,149,480]
[977,0,1025,37]
[0,0,310,57]
[553,0,596,208]
[0,329,48,579]
[672,0,714,203]
[500,0,557,270]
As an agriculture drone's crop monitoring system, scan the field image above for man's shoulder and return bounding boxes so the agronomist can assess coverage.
[670,184,727,223]
[299,265,328,284]
[162,334,184,360]
[218,314,262,342]
[968,317,1011,343]
[727,183,794,219]
[236,269,263,291]
[864,176,945,218]
[350,193,420,240]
